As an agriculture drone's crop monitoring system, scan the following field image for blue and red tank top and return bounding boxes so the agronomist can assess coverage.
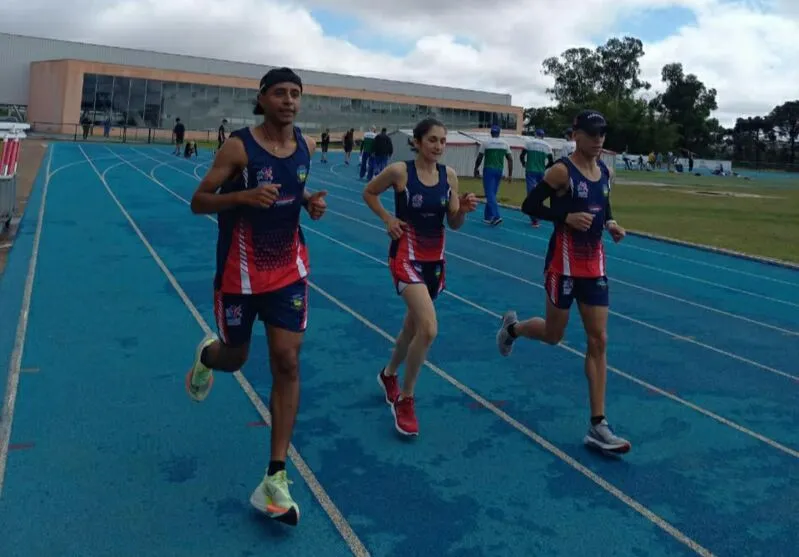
[389,161,451,263]
[215,125,311,294]
[544,157,610,278]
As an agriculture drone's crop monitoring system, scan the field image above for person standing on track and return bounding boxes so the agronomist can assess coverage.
[362,117,479,436]
[186,67,328,526]
[371,127,393,175]
[343,128,354,165]
[359,125,377,180]
[495,109,631,455]
[320,128,330,163]
[217,118,228,153]
[520,128,553,228]
[172,118,186,156]
[473,124,513,226]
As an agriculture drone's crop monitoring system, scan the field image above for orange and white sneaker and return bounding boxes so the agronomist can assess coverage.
[249,469,300,526]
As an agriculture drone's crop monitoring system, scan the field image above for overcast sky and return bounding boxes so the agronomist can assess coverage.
[2,0,796,126]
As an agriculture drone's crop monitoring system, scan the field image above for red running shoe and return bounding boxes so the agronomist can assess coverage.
[391,395,419,436]
[377,368,400,405]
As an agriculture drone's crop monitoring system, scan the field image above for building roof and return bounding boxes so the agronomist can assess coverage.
[390,129,479,146]
[0,32,512,107]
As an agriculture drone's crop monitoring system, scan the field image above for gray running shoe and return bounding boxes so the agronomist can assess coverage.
[496,310,518,357]
[584,419,631,454]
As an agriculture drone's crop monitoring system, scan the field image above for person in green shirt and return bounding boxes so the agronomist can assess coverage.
[474,124,513,225]
[520,128,554,228]
[360,126,377,180]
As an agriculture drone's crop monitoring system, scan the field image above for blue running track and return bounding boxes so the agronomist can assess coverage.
[1,142,798,557]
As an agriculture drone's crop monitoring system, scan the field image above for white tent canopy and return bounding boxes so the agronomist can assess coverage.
[386,129,480,177]
[386,129,618,179]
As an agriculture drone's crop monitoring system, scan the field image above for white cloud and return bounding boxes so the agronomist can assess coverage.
[0,0,796,127]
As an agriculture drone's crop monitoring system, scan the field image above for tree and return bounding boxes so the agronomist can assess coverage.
[541,37,650,106]
[522,107,566,136]
[650,63,718,156]
[596,37,651,104]
[768,100,799,164]
[541,47,602,106]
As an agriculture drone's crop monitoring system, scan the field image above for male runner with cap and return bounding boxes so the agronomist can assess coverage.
[495,109,631,455]
[520,128,553,228]
[186,67,327,526]
[474,124,513,225]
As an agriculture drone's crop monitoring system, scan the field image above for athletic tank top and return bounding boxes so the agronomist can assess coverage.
[544,157,610,278]
[390,161,451,263]
[215,126,311,294]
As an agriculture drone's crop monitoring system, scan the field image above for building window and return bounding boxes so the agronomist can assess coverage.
[79,73,517,133]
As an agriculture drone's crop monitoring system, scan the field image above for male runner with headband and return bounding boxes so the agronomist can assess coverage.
[186,67,328,526]
[495,109,631,455]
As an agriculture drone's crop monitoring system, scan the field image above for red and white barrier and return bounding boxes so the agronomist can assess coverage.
[0,122,30,229]
[0,137,21,177]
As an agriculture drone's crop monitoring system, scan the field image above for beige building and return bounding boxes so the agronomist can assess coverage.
[0,33,523,142]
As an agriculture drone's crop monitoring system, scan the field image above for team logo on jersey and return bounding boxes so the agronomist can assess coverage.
[440,196,448,206]
[562,278,573,296]
[577,181,589,198]
[296,165,308,184]
[225,304,243,326]
[290,293,305,311]
[603,184,609,197]
[411,193,424,208]
[257,166,273,185]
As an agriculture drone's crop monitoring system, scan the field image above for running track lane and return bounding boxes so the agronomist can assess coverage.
[0,142,797,556]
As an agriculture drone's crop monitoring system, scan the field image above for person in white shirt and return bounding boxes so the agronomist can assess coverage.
[520,128,553,228]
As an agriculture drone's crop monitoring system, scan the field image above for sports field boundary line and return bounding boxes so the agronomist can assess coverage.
[108,148,716,557]
[0,145,53,497]
[122,151,799,462]
[155,153,799,334]
[325,163,799,286]
[488,199,799,271]
[161,149,799,271]
[80,145,371,557]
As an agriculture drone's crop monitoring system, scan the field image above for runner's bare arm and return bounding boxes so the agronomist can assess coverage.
[190,137,248,214]
[363,161,405,225]
[446,166,478,230]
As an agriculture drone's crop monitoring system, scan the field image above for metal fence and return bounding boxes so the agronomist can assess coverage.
[25,121,455,148]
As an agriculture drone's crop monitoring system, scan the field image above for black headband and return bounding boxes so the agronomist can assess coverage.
[260,68,303,93]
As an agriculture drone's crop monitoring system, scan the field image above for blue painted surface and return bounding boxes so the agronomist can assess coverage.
[1,143,797,556]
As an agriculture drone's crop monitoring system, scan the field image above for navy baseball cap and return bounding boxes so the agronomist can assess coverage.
[572,110,607,135]
[490,124,501,136]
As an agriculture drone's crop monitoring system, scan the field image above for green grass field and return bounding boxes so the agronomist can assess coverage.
[459,170,799,264]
